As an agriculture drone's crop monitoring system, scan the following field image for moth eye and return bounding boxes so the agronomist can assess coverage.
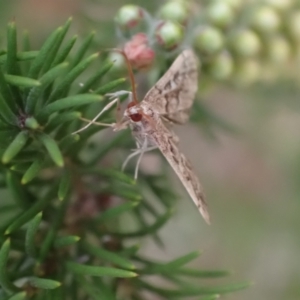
[130,113,143,122]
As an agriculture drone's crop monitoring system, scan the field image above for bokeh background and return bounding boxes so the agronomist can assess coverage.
[1,1,300,299]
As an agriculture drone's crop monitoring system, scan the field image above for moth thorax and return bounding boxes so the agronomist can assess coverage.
[127,101,143,122]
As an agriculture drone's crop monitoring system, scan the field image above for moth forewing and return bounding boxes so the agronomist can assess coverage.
[143,49,199,124]
[148,115,210,224]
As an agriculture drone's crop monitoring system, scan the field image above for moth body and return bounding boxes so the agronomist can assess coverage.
[125,102,158,148]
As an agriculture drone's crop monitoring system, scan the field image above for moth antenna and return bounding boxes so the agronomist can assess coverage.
[107,48,139,104]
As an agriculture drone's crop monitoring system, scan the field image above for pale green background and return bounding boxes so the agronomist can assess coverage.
[1,1,300,299]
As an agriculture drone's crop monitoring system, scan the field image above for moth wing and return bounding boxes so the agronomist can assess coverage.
[143,49,198,124]
[162,109,191,125]
[151,119,210,224]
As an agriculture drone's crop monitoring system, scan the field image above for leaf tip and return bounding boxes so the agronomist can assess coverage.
[91,52,100,60]
[132,200,140,207]
[35,212,43,220]
[58,161,64,168]
[4,228,11,235]
[67,16,73,23]
[58,194,64,201]
[130,271,138,277]
[74,236,81,242]
[1,156,9,164]
[8,20,16,28]
[61,62,70,68]
[2,238,11,246]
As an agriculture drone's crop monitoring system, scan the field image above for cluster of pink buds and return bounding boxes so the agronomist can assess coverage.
[115,2,189,70]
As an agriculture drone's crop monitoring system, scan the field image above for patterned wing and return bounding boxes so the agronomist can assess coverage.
[143,49,199,124]
[151,117,210,224]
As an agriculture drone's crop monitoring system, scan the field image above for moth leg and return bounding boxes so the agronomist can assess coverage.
[106,91,133,122]
[104,91,134,132]
[135,140,140,149]
[71,97,119,135]
[134,138,158,180]
[134,137,148,180]
[122,141,142,170]
[122,149,141,172]
[79,118,112,127]
[122,144,157,175]
[106,90,132,102]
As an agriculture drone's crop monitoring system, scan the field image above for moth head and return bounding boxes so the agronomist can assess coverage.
[125,101,143,122]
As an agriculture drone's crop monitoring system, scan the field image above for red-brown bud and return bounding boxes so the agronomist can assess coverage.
[123,33,155,70]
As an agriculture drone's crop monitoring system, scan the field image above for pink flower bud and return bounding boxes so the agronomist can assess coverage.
[123,33,155,70]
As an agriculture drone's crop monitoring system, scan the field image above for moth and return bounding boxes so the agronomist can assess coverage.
[75,49,210,224]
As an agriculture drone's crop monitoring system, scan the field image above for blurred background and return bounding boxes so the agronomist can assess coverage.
[1,0,300,299]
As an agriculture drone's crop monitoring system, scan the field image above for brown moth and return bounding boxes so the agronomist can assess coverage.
[75,49,210,224]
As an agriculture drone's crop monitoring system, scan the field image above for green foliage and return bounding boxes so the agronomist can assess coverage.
[0,239,19,294]
[0,11,250,300]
